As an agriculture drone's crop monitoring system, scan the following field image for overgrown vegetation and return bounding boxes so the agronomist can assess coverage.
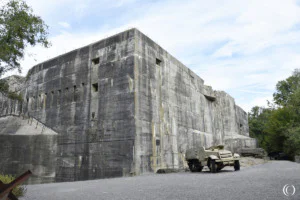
[0,173,27,197]
[0,79,22,101]
[248,69,300,160]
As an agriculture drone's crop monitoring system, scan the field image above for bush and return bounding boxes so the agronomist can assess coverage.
[0,173,27,197]
[7,91,23,101]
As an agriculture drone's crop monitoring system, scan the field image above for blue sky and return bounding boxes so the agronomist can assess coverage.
[4,0,300,112]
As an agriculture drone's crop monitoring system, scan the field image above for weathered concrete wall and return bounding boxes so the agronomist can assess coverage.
[0,134,57,184]
[23,29,136,181]
[0,76,24,116]
[0,94,21,116]
[0,29,136,182]
[134,29,256,173]
[0,28,255,182]
[0,115,58,135]
[0,115,58,184]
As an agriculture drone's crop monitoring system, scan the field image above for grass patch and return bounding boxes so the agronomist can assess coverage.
[0,173,27,197]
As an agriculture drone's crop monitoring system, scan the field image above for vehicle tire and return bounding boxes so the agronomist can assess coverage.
[234,160,240,171]
[216,163,224,172]
[209,159,216,173]
[188,160,202,172]
[198,166,204,172]
[216,166,222,172]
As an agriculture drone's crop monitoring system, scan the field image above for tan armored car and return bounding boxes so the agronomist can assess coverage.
[185,145,240,173]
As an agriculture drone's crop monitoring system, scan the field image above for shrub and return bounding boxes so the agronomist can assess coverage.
[0,173,27,197]
[0,80,23,101]
[7,91,23,101]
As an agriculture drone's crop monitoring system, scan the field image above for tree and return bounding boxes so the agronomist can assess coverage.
[249,69,300,160]
[248,106,272,151]
[273,69,300,106]
[0,0,50,77]
[284,88,300,157]
[264,107,293,153]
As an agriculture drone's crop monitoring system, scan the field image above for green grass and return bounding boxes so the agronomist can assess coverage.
[0,173,27,197]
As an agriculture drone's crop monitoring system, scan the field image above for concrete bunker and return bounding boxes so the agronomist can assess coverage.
[0,28,256,183]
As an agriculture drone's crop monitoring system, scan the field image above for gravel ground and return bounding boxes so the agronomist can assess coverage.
[21,161,300,200]
[239,156,268,167]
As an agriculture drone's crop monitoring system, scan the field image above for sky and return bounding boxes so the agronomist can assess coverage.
[3,0,300,112]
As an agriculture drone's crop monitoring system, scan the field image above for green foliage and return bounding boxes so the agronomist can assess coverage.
[264,107,292,153]
[0,79,22,101]
[0,173,27,197]
[0,0,50,76]
[248,106,272,151]
[285,127,300,157]
[0,79,9,93]
[273,69,300,106]
[249,69,300,160]
[7,90,22,101]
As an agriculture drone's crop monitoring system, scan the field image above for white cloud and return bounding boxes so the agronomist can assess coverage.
[114,0,138,7]
[3,0,300,112]
[236,90,271,95]
[25,0,138,20]
[3,26,132,78]
[58,22,71,29]
[238,95,273,113]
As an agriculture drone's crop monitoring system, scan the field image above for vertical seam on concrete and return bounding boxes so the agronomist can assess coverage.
[78,44,93,181]
[133,29,139,175]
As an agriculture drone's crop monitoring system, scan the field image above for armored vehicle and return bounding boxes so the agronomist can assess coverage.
[185,145,240,173]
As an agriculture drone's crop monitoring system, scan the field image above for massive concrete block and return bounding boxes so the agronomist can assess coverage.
[0,28,256,182]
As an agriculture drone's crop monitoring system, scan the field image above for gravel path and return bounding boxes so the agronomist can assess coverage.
[21,161,300,200]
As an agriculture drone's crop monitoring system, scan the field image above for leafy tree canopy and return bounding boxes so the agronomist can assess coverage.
[248,106,272,150]
[273,69,300,106]
[249,69,300,160]
[0,0,50,76]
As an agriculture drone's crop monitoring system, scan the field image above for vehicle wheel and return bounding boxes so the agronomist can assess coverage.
[188,160,202,172]
[209,159,216,173]
[234,160,240,171]
[198,166,204,172]
[216,166,222,172]
[216,163,224,172]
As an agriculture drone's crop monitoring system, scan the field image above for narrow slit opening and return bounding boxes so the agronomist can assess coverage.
[92,83,98,92]
[156,58,162,66]
[92,57,100,65]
